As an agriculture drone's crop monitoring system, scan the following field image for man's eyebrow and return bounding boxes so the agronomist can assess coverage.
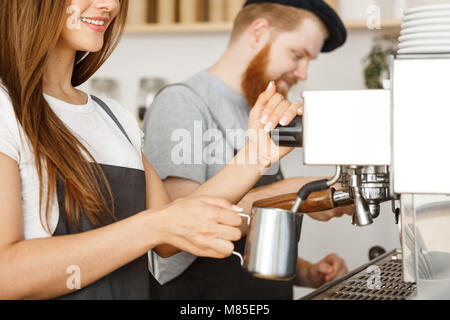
[294,47,314,59]
[305,49,314,59]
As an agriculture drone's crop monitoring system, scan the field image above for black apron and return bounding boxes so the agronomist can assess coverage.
[54,96,150,300]
[148,84,294,299]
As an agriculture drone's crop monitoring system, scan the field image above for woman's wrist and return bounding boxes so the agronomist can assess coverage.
[234,141,271,174]
[137,209,166,251]
[141,206,184,258]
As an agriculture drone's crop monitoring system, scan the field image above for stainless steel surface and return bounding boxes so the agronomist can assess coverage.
[368,204,380,219]
[338,165,392,226]
[242,207,299,280]
[326,166,342,187]
[401,194,417,283]
[301,250,417,300]
[348,167,372,227]
[232,213,252,266]
[333,189,352,205]
[403,194,450,295]
[359,166,390,205]
[291,198,303,215]
[398,183,450,289]
[351,186,373,227]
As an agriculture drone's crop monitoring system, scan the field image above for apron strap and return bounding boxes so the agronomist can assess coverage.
[91,95,133,146]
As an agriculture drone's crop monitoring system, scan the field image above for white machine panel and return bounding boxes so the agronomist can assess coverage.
[303,90,391,166]
[393,57,450,194]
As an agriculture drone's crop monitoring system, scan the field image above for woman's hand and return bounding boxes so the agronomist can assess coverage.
[247,81,303,168]
[155,196,243,259]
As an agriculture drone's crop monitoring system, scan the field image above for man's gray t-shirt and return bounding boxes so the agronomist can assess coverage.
[144,71,250,184]
[143,71,282,284]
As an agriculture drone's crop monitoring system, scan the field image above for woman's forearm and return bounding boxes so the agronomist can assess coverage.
[0,210,161,300]
[191,142,267,204]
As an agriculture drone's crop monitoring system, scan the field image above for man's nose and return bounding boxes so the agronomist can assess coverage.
[293,60,309,81]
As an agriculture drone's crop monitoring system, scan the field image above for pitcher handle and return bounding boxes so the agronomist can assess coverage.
[232,252,244,266]
[238,213,251,225]
[232,213,251,266]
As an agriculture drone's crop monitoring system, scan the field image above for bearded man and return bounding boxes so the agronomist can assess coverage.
[143,0,351,300]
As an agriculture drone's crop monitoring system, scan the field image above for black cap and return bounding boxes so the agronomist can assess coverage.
[243,0,347,52]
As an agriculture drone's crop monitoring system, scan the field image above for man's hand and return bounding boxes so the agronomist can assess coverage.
[306,204,354,222]
[297,254,348,288]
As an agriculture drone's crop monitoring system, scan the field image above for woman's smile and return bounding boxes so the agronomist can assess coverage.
[79,16,109,32]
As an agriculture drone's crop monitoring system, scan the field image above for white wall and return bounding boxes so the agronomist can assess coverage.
[84,28,401,299]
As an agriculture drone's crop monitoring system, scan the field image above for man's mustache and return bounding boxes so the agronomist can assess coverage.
[277,75,298,87]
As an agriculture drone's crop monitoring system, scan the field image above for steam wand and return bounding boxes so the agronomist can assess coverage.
[291,166,342,244]
[291,166,342,213]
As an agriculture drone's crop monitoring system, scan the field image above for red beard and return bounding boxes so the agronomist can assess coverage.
[242,43,297,107]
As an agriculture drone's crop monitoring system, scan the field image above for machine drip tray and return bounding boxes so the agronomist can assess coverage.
[301,250,417,300]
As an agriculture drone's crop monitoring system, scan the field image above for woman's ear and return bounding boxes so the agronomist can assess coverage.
[246,18,271,50]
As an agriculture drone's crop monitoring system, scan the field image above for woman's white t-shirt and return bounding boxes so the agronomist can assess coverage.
[0,86,144,240]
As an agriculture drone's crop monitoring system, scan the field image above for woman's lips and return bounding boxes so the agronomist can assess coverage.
[81,20,106,32]
[79,17,109,32]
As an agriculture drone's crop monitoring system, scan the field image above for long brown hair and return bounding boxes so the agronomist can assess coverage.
[0,0,129,231]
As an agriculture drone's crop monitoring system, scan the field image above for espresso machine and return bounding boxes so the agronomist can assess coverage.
[254,52,450,300]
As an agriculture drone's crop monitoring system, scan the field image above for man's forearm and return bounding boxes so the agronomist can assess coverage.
[295,257,314,287]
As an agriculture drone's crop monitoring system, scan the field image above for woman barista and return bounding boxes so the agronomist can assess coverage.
[0,0,300,299]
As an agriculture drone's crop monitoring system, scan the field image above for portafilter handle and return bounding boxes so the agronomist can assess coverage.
[271,116,303,148]
[253,188,353,213]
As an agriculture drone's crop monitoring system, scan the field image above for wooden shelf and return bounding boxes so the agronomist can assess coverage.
[344,19,402,29]
[125,22,233,34]
[124,20,402,34]
[123,0,402,34]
